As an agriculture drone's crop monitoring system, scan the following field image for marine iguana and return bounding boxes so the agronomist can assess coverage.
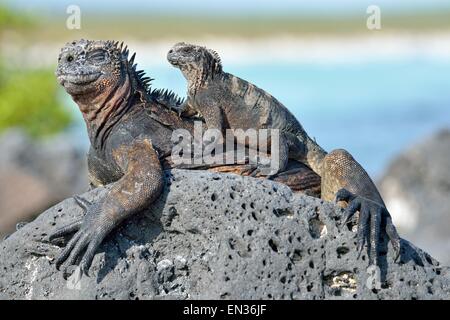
[167,42,327,176]
[48,39,399,276]
[167,41,400,262]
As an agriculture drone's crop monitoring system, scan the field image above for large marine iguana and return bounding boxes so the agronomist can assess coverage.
[48,39,399,276]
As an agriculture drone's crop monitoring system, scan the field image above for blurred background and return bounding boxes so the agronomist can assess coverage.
[0,0,449,263]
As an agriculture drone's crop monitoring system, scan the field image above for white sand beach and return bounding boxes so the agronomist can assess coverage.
[3,32,450,68]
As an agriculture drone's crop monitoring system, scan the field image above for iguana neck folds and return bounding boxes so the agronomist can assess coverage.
[75,66,134,150]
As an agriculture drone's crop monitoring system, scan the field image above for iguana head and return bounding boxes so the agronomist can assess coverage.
[56,39,125,97]
[56,39,151,148]
[167,42,222,92]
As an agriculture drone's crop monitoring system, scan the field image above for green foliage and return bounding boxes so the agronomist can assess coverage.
[0,64,72,138]
[0,5,32,30]
[0,5,70,138]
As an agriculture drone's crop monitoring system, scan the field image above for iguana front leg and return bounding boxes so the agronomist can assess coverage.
[201,101,224,134]
[321,149,400,267]
[47,138,164,275]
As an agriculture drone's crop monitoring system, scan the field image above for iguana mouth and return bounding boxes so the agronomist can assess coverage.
[167,55,180,66]
[58,72,102,85]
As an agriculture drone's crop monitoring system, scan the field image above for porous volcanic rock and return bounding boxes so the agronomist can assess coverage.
[0,169,448,300]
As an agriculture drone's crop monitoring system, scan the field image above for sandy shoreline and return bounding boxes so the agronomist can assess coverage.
[2,32,450,68]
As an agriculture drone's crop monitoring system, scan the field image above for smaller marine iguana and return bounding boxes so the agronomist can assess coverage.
[168,42,401,266]
[167,42,325,176]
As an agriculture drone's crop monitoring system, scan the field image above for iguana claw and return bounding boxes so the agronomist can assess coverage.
[336,188,401,267]
[46,197,112,275]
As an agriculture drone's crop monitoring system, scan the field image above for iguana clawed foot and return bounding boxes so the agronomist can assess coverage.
[46,195,111,277]
[335,188,401,267]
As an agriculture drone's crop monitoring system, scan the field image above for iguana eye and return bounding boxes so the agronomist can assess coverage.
[87,50,107,62]
[66,55,74,62]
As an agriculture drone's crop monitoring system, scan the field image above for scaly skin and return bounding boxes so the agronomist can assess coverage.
[48,39,399,276]
[168,42,400,268]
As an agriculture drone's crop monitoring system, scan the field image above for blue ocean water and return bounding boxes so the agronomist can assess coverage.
[67,58,450,179]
